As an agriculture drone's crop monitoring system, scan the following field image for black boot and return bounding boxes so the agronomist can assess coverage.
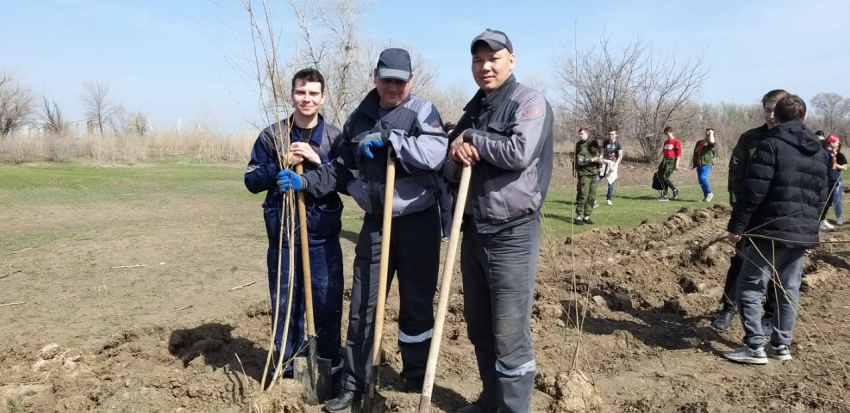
[712,308,736,331]
[404,376,424,393]
[324,389,362,413]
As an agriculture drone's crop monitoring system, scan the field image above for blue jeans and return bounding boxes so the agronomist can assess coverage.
[596,175,615,201]
[834,178,843,219]
[697,166,712,197]
[737,240,804,348]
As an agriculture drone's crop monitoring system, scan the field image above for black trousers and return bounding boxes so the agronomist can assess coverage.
[342,206,441,391]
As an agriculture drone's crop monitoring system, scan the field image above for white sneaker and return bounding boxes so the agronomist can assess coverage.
[837,217,844,225]
[766,345,792,361]
[606,199,612,206]
[820,220,835,231]
[722,345,768,365]
[705,193,714,202]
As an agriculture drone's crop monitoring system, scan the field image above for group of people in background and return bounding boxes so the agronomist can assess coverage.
[573,122,846,229]
[572,124,719,225]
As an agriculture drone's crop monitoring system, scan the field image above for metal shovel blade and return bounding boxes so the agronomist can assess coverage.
[293,338,332,404]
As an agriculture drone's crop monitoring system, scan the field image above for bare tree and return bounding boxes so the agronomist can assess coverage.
[127,111,150,136]
[631,53,707,162]
[418,83,469,126]
[521,73,550,96]
[286,0,374,126]
[81,81,115,134]
[553,34,645,138]
[689,102,762,166]
[811,92,850,136]
[0,71,36,137]
[553,34,706,162]
[40,96,66,134]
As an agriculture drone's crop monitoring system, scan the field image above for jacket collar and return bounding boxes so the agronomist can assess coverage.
[463,74,518,115]
[289,114,325,146]
[356,88,412,122]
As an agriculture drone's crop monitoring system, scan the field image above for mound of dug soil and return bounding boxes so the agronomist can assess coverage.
[3,205,850,413]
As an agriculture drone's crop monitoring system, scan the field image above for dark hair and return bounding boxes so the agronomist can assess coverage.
[774,94,807,123]
[443,122,456,133]
[815,130,825,137]
[762,89,789,106]
[663,126,673,134]
[607,127,618,133]
[578,127,587,133]
[291,68,326,93]
[705,127,715,132]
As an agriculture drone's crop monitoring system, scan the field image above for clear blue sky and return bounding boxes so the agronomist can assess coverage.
[2,0,847,133]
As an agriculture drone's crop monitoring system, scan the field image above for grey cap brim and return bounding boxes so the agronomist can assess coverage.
[377,68,411,81]
[471,39,506,54]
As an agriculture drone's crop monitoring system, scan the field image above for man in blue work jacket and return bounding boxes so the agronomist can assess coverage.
[244,68,345,388]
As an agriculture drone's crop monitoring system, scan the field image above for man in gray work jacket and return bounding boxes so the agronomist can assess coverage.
[278,48,448,413]
[444,29,554,413]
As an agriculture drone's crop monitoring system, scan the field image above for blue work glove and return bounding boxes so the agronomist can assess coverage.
[357,132,386,159]
[276,169,303,193]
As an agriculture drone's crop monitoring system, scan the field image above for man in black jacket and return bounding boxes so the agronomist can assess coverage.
[722,95,829,365]
[444,29,554,413]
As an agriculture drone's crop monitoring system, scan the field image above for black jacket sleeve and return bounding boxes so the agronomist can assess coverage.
[728,140,777,234]
[301,119,356,197]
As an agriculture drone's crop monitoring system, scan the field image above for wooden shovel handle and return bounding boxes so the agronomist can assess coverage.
[366,151,396,404]
[418,165,472,413]
[295,164,316,336]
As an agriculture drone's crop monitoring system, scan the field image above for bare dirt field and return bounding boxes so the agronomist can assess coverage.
[1,162,848,413]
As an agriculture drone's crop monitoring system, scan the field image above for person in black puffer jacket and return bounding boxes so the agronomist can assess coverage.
[721,95,829,365]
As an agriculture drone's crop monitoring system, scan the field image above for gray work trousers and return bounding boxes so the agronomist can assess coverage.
[737,239,804,348]
[461,215,541,413]
[343,206,441,391]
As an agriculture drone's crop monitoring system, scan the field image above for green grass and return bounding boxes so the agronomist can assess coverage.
[0,162,730,250]
[0,161,251,207]
[542,182,729,236]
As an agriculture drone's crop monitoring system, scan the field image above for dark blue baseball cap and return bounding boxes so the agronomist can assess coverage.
[470,29,513,54]
[376,48,412,82]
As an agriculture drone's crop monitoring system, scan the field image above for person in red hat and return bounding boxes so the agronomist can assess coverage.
[821,134,847,229]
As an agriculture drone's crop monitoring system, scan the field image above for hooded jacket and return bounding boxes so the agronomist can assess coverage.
[727,121,830,248]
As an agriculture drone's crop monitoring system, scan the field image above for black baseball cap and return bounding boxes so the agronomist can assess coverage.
[470,29,513,54]
[376,48,412,82]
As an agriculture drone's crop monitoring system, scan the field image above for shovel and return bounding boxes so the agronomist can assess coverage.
[418,165,472,413]
[292,163,333,404]
[363,151,396,413]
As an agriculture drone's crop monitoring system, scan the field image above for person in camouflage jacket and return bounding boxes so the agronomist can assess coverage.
[712,89,788,332]
[573,127,601,225]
